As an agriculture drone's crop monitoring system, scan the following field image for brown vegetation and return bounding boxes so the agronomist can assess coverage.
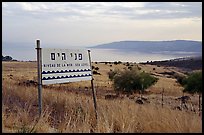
[2,61,202,133]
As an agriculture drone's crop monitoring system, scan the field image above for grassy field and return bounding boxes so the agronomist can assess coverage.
[2,61,202,133]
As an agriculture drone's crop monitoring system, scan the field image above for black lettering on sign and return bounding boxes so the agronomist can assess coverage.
[81,63,88,66]
[75,63,80,66]
[79,53,82,60]
[75,53,77,60]
[62,53,66,60]
[72,53,83,60]
[57,53,60,57]
[51,53,55,60]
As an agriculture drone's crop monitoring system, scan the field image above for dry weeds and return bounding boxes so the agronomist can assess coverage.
[2,61,202,133]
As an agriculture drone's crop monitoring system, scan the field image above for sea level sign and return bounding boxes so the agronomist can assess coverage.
[41,48,92,85]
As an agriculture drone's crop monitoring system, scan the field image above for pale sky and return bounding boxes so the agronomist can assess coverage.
[2,2,202,48]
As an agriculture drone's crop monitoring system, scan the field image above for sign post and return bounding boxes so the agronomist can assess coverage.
[36,41,97,119]
[36,39,42,117]
[88,50,98,120]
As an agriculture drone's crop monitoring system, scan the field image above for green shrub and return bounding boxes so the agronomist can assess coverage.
[183,71,202,93]
[139,71,158,90]
[109,68,158,93]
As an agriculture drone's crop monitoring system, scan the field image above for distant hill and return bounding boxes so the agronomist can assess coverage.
[140,56,202,72]
[90,40,202,54]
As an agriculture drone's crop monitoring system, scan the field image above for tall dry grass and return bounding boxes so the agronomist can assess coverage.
[2,79,202,133]
[2,62,202,133]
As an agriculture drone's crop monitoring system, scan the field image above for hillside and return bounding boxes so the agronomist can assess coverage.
[2,61,202,133]
[90,40,202,54]
[140,56,202,72]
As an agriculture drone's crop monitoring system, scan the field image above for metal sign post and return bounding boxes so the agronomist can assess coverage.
[36,39,42,117]
[88,50,98,120]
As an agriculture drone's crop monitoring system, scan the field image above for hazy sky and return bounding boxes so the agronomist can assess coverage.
[2,2,202,48]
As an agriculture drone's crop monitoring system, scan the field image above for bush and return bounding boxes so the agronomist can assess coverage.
[108,69,119,81]
[183,71,202,93]
[113,61,122,65]
[2,55,13,61]
[114,61,118,65]
[137,65,141,70]
[93,70,101,75]
[126,62,130,66]
[92,66,95,69]
[109,68,158,93]
[128,66,132,70]
[95,67,99,71]
[118,61,122,64]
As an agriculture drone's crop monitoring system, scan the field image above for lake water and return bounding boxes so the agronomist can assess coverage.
[89,48,202,63]
[2,46,201,62]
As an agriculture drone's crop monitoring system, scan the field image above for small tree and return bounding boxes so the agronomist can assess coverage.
[110,68,158,94]
[183,71,202,94]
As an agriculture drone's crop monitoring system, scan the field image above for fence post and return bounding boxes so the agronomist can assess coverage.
[198,93,201,116]
[36,39,42,117]
[180,90,184,110]
[162,88,164,108]
[88,50,98,120]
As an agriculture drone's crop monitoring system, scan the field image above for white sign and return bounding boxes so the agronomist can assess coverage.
[41,48,92,85]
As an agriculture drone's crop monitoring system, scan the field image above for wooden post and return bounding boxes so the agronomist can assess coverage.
[198,93,201,116]
[162,88,164,108]
[180,90,184,110]
[88,50,98,120]
[141,79,144,99]
[36,39,42,117]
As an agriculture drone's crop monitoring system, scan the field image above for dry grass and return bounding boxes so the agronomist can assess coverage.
[2,61,202,133]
